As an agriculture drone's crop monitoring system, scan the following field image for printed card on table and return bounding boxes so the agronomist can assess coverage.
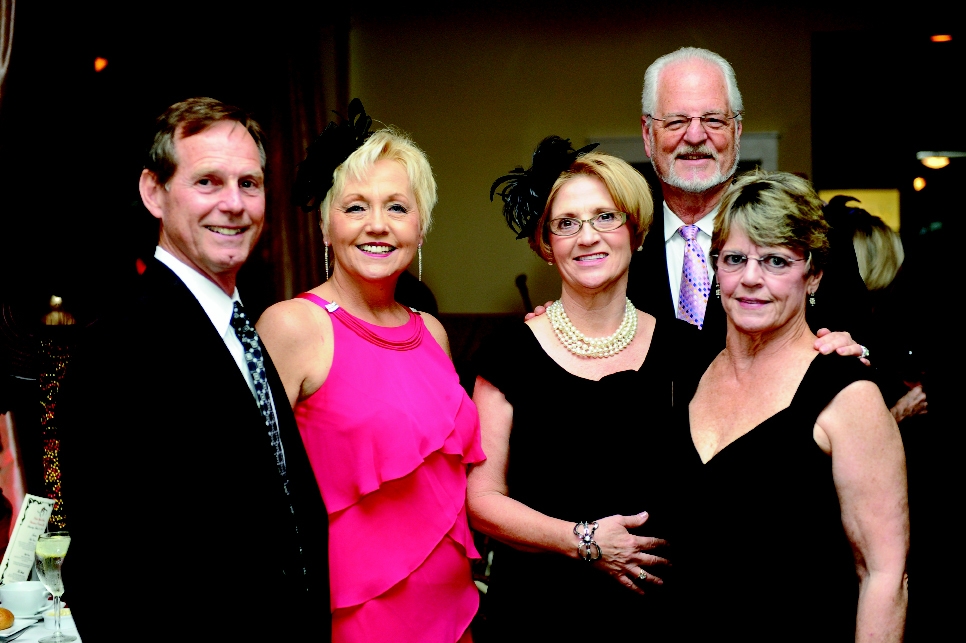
[0,494,55,584]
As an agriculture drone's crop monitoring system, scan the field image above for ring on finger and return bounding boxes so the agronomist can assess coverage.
[638,568,647,581]
[859,345,870,359]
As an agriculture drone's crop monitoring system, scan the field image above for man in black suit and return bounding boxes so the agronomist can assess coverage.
[630,47,870,361]
[59,98,330,639]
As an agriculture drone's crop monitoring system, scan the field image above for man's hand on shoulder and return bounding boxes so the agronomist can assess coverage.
[524,301,554,321]
[814,328,871,366]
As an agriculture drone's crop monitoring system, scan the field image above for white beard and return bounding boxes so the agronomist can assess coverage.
[651,137,741,194]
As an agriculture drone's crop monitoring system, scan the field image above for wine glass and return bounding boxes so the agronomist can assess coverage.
[34,531,77,643]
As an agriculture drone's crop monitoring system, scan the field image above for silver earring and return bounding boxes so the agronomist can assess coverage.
[418,244,423,282]
[808,292,816,307]
[637,245,643,252]
[715,283,721,299]
[324,244,330,281]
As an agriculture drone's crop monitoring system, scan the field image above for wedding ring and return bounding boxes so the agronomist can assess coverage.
[859,345,870,359]
[638,568,647,581]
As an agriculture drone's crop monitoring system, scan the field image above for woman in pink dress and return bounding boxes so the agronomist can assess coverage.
[257,99,484,642]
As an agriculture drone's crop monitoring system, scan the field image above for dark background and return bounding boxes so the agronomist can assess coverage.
[0,1,347,325]
[812,29,964,249]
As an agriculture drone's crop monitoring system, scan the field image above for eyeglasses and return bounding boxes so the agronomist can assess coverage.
[649,112,741,132]
[548,211,628,236]
[711,251,809,275]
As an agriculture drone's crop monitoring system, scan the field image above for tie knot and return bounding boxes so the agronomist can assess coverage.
[679,224,700,241]
[231,301,253,336]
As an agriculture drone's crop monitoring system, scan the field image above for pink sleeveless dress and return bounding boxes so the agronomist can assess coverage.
[294,293,484,642]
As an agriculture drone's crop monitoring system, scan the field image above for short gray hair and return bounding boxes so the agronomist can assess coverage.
[641,47,744,120]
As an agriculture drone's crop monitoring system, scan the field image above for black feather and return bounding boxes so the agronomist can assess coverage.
[490,136,599,239]
[293,98,375,212]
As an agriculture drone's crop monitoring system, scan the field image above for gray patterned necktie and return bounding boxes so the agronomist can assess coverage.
[230,301,290,494]
[230,301,309,581]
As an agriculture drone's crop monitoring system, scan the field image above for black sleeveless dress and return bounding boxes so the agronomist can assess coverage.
[671,353,870,641]
[473,318,693,641]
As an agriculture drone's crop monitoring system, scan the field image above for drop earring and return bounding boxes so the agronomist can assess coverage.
[418,244,423,281]
[715,283,721,299]
[324,243,330,280]
[808,292,816,307]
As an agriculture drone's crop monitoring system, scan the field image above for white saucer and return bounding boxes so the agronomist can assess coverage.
[6,601,50,619]
[0,617,37,637]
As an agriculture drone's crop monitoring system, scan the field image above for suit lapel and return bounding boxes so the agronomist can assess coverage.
[141,259,263,415]
[628,215,676,320]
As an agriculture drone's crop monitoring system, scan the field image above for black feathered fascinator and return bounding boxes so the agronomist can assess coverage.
[293,98,375,212]
[490,136,599,239]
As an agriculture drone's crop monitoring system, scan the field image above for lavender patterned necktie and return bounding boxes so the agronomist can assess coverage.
[677,224,711,329]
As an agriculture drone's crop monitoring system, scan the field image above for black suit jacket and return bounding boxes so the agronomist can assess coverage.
[626,206,872,369]
[59,260,331,639]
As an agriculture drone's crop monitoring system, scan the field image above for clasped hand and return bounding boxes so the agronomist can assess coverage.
[590,512,668,595]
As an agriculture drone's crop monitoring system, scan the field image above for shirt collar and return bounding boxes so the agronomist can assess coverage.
[154,246,241,336]
[662,201,719,242]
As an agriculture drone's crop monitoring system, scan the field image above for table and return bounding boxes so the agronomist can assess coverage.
[3,619,81,642]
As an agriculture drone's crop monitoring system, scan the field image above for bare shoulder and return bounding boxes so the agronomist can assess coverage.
[419,311,452,358]
[523,313,554,348]
[257,297,328,346]
[636,309,657,337]
[636,309,656,324]
[257,296,335,404]
[815,379,896,453]
[823,379,890,425]
[524,312,549,334]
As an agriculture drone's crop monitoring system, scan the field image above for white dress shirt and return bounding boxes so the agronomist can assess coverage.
[663,203,718,312]
[154,246,256,396]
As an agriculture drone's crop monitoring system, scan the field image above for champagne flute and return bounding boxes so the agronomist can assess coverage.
[34,531,77,643]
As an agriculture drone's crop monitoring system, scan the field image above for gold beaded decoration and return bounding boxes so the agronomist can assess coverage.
[39,337,71,529]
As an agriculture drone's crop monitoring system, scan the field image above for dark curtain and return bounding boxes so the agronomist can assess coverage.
[247,11,351,313]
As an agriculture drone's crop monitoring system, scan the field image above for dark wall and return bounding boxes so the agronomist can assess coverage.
[812,30,964,244]
[0,1,334,325]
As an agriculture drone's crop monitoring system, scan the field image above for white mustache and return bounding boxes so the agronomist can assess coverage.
[676,145,717,159]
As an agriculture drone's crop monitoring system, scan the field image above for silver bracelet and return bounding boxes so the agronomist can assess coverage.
[574,521,601,562]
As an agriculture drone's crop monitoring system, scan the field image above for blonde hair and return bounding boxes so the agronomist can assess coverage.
[530,152,653,261]
[713,170,829,276]
[852,214,904,291]
[320,128,437,236]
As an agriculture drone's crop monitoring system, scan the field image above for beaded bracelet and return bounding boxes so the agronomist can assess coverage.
[574,521,601,562]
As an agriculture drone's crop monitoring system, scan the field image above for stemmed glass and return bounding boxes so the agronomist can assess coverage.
[34,531,77,643]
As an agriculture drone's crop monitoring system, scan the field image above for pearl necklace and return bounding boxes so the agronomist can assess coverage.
[547,298,637,358]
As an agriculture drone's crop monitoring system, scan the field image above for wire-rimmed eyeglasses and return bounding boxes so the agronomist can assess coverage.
[711,251,809,275]
[548,211,628,236]
[648,112,741,132]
